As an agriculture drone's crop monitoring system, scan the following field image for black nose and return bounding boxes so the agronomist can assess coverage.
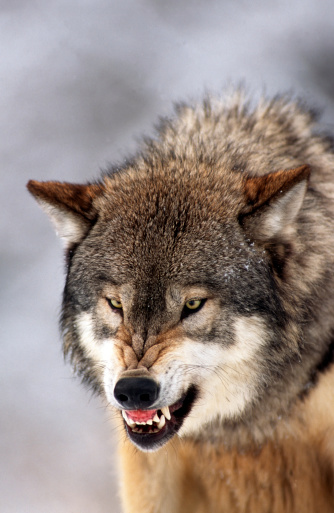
[114,377,160,410]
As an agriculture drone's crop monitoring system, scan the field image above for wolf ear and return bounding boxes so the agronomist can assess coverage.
[240,164,310,241]
[27,180,105,247]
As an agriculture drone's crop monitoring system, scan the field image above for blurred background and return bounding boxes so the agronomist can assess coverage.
[1,1,334,512]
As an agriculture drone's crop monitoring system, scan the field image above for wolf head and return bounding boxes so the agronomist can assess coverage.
[28,95,334,451]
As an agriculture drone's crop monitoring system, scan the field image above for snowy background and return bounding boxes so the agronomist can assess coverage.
[1,1,334,512]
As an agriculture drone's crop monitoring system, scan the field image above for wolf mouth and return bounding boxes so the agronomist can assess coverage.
[121,386,198,450]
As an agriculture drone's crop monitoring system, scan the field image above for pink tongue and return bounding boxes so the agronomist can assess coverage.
[126,409,157,423]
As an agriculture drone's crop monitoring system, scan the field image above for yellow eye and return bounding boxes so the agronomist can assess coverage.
[108,298,123,310]
[185,299,202,310]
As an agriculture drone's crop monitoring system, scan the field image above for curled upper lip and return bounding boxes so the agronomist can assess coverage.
[121,386,198,450]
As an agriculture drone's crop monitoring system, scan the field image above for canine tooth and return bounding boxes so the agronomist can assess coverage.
[122,411,136,427]
[153,413,160,423]
[161,406,171,421]
[157,414,166,430]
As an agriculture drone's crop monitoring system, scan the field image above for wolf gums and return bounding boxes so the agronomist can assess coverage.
[28,91,334,512]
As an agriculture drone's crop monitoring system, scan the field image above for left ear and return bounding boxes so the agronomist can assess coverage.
[240,164,310,241]
[27,179,105,248]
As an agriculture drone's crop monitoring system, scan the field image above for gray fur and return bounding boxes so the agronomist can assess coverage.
[28,90,334,448]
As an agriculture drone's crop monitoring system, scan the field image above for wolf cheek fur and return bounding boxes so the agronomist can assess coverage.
[28,93,334,512]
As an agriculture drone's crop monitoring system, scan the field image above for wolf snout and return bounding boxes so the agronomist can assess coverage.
[114,376,160,410]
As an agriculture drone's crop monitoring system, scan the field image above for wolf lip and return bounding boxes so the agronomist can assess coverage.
[125,409,159,424]
[122,385,198,451]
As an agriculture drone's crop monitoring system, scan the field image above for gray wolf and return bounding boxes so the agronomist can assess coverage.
[28,90,334,512]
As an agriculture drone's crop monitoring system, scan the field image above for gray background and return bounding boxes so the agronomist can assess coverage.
[1,1,334,512]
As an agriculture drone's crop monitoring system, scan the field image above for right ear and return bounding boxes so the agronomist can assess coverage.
[27,180,105,248]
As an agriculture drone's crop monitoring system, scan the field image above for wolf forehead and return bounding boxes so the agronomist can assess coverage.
[74,171,247,271]
[68,168,272,281]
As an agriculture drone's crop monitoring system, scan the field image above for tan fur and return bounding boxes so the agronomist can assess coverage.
[119,365,334,513]
[27,91,334,512]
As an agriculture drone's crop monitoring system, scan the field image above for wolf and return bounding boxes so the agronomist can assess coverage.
[28,90,334,512]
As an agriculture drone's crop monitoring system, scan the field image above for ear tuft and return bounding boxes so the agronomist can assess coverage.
[27,180,105,247]
[241,165,310,241]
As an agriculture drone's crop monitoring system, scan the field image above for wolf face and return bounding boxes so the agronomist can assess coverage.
[27,93,334,453]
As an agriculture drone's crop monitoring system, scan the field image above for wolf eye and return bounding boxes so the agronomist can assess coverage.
[107,298,123,311]
[181,298,206,320]
[185,299,202,310]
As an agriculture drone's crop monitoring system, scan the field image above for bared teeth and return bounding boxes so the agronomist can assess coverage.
[122,410,136,427]
[157,414,166,430]
[122,408,170,432]
[161,406,171,421]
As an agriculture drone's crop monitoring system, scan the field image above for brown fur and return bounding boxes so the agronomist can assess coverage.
[27,90,334,511]
[243,164,310,209]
